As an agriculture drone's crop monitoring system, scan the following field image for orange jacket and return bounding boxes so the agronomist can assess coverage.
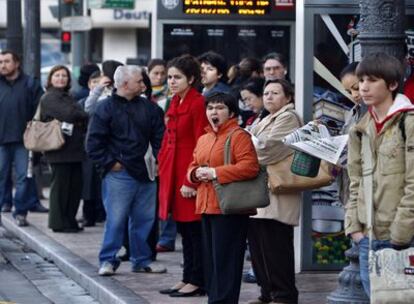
[187,118,260,214]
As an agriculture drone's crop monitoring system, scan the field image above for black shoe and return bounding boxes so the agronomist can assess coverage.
[82,219,95,227]
[169,288,205,297]
[1,204,12,212]
[159,288,180,295]
[29,204,49,213]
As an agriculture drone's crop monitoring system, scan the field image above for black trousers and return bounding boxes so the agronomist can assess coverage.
[202,214,248,304]
[48,163,82,230]
[248,218,298,304]
[176,221,203,287]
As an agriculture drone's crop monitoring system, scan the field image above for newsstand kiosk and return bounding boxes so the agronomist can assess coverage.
[296,0,414,271]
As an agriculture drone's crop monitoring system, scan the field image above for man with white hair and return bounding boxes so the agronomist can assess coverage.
[86,65,166,275]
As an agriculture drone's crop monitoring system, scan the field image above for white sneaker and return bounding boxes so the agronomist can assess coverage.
[98,262,115,276]
[132,262,167,274]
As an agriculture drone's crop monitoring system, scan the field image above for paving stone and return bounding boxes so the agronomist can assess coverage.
[2,200,339,304]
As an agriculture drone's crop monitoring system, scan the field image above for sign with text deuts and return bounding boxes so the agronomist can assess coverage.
[61,16,93,31]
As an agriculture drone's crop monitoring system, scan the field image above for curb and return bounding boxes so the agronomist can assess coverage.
[1,214,149,304]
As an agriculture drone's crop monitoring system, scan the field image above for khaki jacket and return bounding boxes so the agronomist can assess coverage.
[345,110,414,244]
[251,103,302,226]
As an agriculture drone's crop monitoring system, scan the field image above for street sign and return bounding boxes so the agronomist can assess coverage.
[61,16,93,31]
[88,0,135,9]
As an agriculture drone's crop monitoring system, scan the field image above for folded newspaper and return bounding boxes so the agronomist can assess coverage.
[283,121,348,165]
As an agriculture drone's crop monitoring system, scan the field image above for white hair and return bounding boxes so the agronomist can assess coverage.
[113,65,142,88]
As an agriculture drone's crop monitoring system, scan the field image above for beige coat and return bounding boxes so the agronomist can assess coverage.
[251,103,302,226]
[345,110,414,244]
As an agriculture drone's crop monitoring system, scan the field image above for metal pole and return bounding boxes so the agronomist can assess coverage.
[72,0,85,91]
[6,0,23,57]
[23,0,41,80]
[358,0,406,61]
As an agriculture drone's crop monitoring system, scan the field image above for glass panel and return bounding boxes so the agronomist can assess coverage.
[310,14,356,269]
[163,23,290,65]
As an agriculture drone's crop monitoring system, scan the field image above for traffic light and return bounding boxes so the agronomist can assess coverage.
[61,31,71,53]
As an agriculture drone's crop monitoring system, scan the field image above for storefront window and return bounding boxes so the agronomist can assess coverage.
[163,23,290,65]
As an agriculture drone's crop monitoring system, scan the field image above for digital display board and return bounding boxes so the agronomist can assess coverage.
[158,0,295,20]
[183,0,272,16]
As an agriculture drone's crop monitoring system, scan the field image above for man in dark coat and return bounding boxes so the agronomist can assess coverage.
[86,65,166,276]
[0,50,46,226]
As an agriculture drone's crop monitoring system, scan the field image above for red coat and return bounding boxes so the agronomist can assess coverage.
[158,88,208,222]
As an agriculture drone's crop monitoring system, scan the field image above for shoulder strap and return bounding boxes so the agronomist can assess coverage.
[399,112,407,142]
[33,103,41,121]
[26,76,42,120]
[223,128,244,165]
[361,133,374,250]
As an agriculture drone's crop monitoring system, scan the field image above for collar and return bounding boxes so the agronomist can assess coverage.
[0,71,23,84]
[355,94,414,134]
[205,118,239,135]
[369,93,414,123]
[113,93,141,104]
[267,103,295,119]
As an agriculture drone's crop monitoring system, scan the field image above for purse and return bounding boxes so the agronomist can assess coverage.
[361,133,414,304]
[213,129,270,214]
[23,102,65,152]
[267,153,334,194]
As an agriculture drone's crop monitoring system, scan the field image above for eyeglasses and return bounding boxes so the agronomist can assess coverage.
[263,91,280,97]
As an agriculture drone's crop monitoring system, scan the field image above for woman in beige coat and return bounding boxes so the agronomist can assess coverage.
[248,79,301,304]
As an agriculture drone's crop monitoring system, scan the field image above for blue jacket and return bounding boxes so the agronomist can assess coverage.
[86,93,165,181]
[0,73,44,145]
[202,81,231,98]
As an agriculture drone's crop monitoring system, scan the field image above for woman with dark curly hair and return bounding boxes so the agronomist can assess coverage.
[40,65,88,233]
[158,54,208,297]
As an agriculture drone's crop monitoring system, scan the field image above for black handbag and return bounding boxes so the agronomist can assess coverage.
[213,129,270,214]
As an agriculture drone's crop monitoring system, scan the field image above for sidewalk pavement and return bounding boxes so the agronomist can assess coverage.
[1,200,338,304]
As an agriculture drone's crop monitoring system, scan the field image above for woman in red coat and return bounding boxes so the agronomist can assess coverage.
[158,54,208,297]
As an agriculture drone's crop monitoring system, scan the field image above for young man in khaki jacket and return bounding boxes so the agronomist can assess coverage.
[345,52,414,298]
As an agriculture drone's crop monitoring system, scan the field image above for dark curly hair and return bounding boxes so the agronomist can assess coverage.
[167,54,201,88]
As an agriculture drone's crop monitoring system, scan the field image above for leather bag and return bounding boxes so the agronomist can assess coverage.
[213,129,270,214]
[23,102,65,152]
[361,133,414,304]
[267,154,334,194]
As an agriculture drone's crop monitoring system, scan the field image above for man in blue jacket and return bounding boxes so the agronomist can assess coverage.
[86,65,166,276]
[0,50,46,226]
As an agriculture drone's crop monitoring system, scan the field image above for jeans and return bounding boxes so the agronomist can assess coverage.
[358,237,392,298]
[99,169,156,269]
[158,215,177,249]
[0,143,31,216]
[2,170,41,209]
